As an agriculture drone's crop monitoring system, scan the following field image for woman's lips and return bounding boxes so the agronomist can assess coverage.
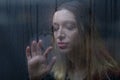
[57,42,68,49]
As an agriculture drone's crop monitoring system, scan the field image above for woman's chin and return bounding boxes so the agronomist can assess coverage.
[59,48,70,54]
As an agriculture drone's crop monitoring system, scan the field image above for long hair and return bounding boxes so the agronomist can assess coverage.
[51,1,119,80]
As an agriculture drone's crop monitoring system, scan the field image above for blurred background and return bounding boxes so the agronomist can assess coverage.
[0,0,120,80]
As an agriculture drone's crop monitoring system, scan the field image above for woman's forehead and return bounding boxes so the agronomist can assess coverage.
[53,9,76,23]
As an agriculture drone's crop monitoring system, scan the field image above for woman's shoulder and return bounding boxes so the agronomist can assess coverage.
[41,69,120,80]
[92,69,120,80]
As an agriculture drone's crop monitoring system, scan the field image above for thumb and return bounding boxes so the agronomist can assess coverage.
[46,56,56,72]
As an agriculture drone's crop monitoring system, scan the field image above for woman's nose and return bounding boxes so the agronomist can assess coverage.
[57,27,65,40]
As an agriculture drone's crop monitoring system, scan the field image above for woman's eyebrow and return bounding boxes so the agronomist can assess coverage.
[63,21,76,25]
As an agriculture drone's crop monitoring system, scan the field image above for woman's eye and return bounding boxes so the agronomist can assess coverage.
[53,24,59,31]
[65,23,75,30]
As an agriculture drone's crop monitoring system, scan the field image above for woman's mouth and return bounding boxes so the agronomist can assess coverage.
[57,42,68,49]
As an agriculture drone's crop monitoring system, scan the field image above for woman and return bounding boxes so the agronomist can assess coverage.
[26,1,120,80]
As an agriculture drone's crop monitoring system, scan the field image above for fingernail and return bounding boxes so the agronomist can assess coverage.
[32,40,36,43]
[49,46,53,48]
[39,39,42,42]
[26,46,30,49]
[32,40,37,46]
[53,56,57,60]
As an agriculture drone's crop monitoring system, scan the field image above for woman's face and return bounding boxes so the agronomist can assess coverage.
[52,9,79,53]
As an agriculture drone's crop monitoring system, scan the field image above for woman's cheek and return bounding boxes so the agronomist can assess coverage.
[54,32,57,39]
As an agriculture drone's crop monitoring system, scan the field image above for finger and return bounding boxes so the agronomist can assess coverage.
[26,46,31,60]
[43,46,53,57]
[37,40,42,55]
[46,56,56,72]
[31,40,37,57]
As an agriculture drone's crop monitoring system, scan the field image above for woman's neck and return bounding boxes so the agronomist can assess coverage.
[64,50,87,80]
[65,57,86,79]
[65,50,86,69]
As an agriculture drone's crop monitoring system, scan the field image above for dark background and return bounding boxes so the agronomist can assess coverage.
[0,0,120,80]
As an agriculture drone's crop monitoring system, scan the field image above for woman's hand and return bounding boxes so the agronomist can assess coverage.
[26,40,56,80]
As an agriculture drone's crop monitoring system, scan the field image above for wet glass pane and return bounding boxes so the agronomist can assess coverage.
[0,0,120,80]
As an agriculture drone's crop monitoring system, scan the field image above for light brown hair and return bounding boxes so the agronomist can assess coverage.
[51,1,119,80]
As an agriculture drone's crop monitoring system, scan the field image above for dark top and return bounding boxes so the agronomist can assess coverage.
[42,70,120,80]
